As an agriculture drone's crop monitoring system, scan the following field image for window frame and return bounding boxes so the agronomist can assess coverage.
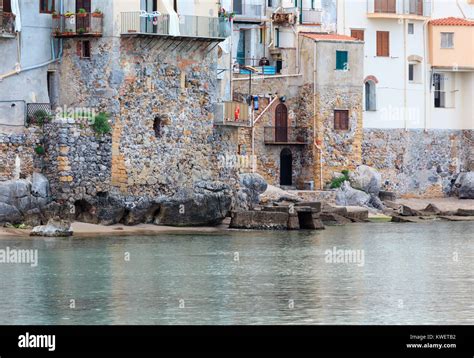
[39,0,55,14]
[334,110,350,131]
[440,32,454,49]
[408,23,414,35]
[336,50,349,71]
[351,29,365,41]
[376,31,390,57]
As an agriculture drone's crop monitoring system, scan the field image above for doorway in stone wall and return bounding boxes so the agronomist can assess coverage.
[280,148,292,186]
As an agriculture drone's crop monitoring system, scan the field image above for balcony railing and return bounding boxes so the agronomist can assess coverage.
[368,0,431,17]
[214,101,250,126]
[264,126,310,145]
[0,11,15,37]
[121,12,227,39]
[26,103,53,126]
[52,13,103,37]
[301,9,323,24]
[234,1,264,20]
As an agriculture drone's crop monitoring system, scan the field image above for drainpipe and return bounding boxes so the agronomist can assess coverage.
[423,18,429,131]
[403,18,408,131]
[313,41,323,189]
[0,0,64,81]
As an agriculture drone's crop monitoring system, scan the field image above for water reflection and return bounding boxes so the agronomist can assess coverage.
[0,222,472,325]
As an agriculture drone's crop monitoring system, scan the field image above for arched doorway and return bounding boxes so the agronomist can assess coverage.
[275,103,288,142]
[280,148,292,186]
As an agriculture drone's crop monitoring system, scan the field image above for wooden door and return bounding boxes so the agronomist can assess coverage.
[275,104,288,142]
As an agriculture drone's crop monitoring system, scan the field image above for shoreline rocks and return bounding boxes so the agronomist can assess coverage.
[30,219,73,237]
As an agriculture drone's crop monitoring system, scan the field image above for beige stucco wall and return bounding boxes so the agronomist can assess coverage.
[429,25,474,69]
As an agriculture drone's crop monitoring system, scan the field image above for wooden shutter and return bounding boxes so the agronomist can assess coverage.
[334,110,349,130]
[377,31,389,57]
[351,29,364,41]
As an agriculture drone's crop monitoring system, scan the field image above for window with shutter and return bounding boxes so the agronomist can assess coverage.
[376,31,389,57]
[334,110,349,130]
[351,29,364,41]
[336,51,348,70]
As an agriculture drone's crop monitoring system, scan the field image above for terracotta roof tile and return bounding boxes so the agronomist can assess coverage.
[430,17,474,26]
[300,33,360,42]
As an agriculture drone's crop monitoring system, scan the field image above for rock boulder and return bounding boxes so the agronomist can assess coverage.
[454,172,474,199]
[30,219,73,237]
[349,165,382,195]
[155,181,232,226]
[336,181,371,207]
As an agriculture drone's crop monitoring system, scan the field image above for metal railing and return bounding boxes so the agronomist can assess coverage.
[301,8,323,24]
[26,103,53,126]
[52,13,103,37]
[264,126,310,144]
[368,0,431,16]
[215,101,250,126]
[121,12,225,39]
[234,1,264,19]
[0,11,15,36]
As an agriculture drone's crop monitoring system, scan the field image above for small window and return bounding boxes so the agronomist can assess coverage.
[409,64,415,81]
[153,117,162,137]
[80,41,91,58]
[376,31,390,57]
[365,81,376,111]
[259,28,264,44]
[334,110,349,130]
[408,23,414,35]
[40,0,55,14]
[351,29,365,41]
[336,51,348,70]
[441,32,454,49]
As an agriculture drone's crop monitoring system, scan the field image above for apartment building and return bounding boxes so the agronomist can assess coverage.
[0,0,57,129]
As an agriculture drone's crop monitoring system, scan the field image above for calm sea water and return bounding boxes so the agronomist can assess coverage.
[0,222,473,325]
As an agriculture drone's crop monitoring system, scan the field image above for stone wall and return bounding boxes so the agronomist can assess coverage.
[0,129,42,181]
[362,129,474,197]
[315,86,364,187]
[45,36,239,202]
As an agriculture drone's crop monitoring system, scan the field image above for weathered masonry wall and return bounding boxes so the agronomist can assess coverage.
[362,129,474,197]
[50,36,238,201]
[0,130,42,181]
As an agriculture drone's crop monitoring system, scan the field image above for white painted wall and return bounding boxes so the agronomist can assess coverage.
[338,0,474,130]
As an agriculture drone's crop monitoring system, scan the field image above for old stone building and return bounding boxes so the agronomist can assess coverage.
[232,33,364,190]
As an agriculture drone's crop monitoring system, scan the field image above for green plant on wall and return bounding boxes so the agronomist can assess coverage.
[78,8,87,14]
[33,109,51,126]
[34,145,46,156]
[329,169,350,189]
[91,112,111,135]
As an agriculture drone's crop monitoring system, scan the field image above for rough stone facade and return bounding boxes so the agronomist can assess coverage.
[46,36,239,203]
[0,130,42,181]
[232,35,364,190]
[362,129,474,197]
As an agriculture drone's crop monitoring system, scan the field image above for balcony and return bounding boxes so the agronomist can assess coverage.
[301,9,323,24]
[214,101,250,127]
[367,0,431,19]
[121,12,228,41]
[234,1,264,22]
[52,12,103,37]
[0,11,15,38]
[264,126,310,145]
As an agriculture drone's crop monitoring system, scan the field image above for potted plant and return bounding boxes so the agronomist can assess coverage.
[77,27,86,35]
[52,11,59,18]
[92,9,103,18]
[77,8,88,17]
[64,11,75,18]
